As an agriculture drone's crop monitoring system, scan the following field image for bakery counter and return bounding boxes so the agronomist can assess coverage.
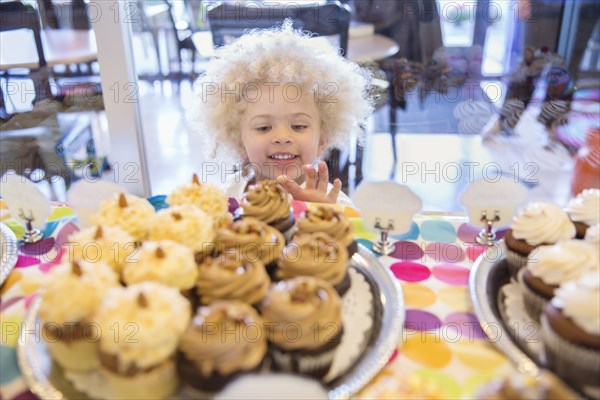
[0,199,516,399]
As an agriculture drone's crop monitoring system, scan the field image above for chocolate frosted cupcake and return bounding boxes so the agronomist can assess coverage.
[261,276,343,379]
[239,180,295,240]
[564,188,600,238]
[505,202,575,278]
[541,271,600,392]
[95,282,190,400]
[196,250,270,307]
[92,193,155,241]
[167,174,232,230]
[65,224,135,276]
[149,204,215,259]
[178,301,267,393]
[122,240,198,292]
[296,206,357,257]
[40,260,118,371]
[277,232,350,296]
[217,217,284,277]
[519,239,599,321]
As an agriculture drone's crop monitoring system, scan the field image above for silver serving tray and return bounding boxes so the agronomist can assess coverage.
[1,222,19,286]
[17,244,404,400]
[469,242,583,398]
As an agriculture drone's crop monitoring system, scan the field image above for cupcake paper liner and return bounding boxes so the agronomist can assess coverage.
[45,338,99,372]
[541,315,600,390]
[518,269,548,323]
[505,248,528,279]
[271,342,339,379]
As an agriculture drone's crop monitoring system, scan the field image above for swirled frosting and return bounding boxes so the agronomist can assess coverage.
[217,217,284,265]
[552,271,600,336]
[277,232,348,285]
[511,202,575,245]
[95,281,190,371]
[564,189,600,226]
[197,250,270,305]
[65,224,136,274]
[585,224,600,246]
[179,301,267,376]
[241,180,292,224]
[149,204,215,253]
[40,260,118,324]
[500,99,525,129]
[538,100,569,127]
[296,206,355,249]
[261,277,342,351]
[92,193,155,241]
[167,177,230,228]
[527,240,599,285]
[122,240,198,290]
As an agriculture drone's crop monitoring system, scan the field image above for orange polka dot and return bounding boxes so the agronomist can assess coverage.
[0,270,22,297]
[452,340,507,370]
[402,283,437,308]
[402,333,452,368]
[438,286,471,312]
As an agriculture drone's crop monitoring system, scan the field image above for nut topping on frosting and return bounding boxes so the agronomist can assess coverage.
[192,173,201,185]
[172,212,182,221]
[71,261,82,277]
[94,226,103,240]
[137,292,148,308]
[155,246,165,259]
[118,193,128,208]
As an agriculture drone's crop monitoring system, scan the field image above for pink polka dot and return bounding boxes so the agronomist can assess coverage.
[390,262,431,282]
[443,312,486,340]
[291,200,308,220]
[425,242,465,263]
[432,264,470,286]
[466,245,487,262]
[405,309,442,331]
[387,348,399,365]
[496,227,508,240]
[457,223,481,243]
[389,241,425,260]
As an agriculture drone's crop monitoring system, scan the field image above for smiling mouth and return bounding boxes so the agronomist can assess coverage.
[269,154,298,160]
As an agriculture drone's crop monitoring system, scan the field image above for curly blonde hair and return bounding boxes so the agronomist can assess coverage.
[187,22,373,162]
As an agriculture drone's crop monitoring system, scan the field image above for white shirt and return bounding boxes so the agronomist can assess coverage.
[221,171,354,208]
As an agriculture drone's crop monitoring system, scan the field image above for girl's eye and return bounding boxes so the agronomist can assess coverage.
[256,126,271,133]
[292,125,307,131]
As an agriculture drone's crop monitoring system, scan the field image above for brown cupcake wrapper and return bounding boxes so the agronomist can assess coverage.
[518,269,548,323]
[505,248,528,278]
[541,315,600,389]
[270,344,337,379]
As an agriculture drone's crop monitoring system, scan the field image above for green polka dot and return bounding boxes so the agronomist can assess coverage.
[351,219,377,240]
[420,220,457,243]
[414,368,462,399]
[48,207,74,221]
[463,370,506,398]
[0,345,20,384]
[4,221,24,239]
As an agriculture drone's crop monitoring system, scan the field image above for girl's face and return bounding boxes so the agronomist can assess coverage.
[240,85,323,183]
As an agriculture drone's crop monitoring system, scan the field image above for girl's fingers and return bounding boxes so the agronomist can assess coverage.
[317,161,329,192]
[327,178,341,202]
[277,175,302,198]
[304,164,317,189]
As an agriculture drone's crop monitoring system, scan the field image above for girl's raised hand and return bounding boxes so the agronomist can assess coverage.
[276,161,341,204]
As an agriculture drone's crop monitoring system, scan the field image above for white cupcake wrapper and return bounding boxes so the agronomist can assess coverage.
[45,338,99,372]
[518,269,548,323]
[540,315,600,390]
[271,345,338,377]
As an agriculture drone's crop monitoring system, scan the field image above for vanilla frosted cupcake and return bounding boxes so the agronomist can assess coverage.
[167,174,231,230]
[217,217,284,276]
[40,260,118,371]
[541,272,600,391]
[564,189,600,238]
[95,282,191,399]
[92,193,155,241]
[149,204,215,256]
[277,232,350,296]
[585,223,600,246]
[296,205,357,256]
[122,240,197,291]
[261,277,343,379]
[65,225,136,276]
[505,203,575,277]
[196,250,270,307]
[519,240,599,321]
[239,180,295,240]
[178,301,267,393]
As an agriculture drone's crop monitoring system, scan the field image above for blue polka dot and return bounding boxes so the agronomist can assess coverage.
[420,220,457,243]
[356,239,383,257]
[390,221,420,240]
[0,344,20,384]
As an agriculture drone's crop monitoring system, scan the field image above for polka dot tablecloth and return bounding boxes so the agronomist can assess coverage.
[0,200,515,399]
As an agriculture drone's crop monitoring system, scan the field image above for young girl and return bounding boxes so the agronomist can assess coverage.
[188,22,373,205]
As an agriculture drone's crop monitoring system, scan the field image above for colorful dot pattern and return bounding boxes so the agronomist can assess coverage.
[0,204,512,400]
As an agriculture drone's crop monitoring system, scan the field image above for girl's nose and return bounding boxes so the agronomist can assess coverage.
[271,127,293,144]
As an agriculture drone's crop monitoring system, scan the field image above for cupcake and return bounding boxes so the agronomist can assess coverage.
[518,239,599,321]
[95,282,190,399]
[217,217,285,277]
[148,204,215,259]
[504,202,576,277]
[196,250,270,307]
[476,370,578,399]
[238,180,295,240]
[564,188,600,238]
[214,374,328,400]
[276,232,351,296]
[65,225,136,276]
[92,193,155,242]
[167,174,232,230]
[261,276,343,379]
[178,301,267,393]
[39,260,118,371]
[296,205,357,256]
[121,240,198,292]
[541,271,600,391]
[585,223,600,246]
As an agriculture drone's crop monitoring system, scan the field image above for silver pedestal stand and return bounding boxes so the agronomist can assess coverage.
[372,218,395,255]
[475,210,500,246]
[18,209,43,244]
